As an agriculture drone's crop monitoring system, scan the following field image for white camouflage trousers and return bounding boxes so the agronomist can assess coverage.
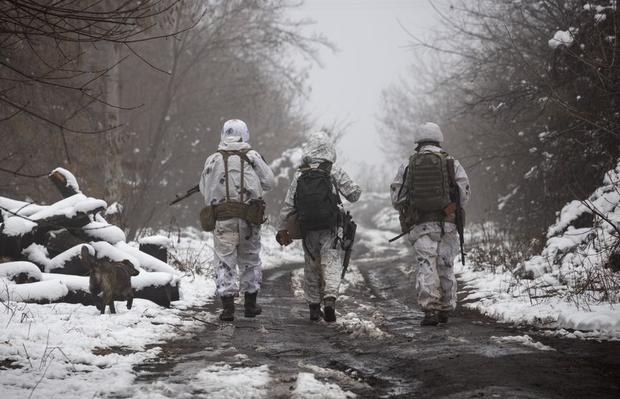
[302,229,342,304]
[213,218,262,297]
[410,225,459,312]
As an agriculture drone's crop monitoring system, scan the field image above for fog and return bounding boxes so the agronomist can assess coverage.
[291,0,439,169]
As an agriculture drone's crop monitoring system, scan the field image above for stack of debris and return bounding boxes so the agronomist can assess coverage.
[0,168,180,308]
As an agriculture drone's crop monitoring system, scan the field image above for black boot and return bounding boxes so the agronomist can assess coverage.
[421,311,439,326]
[309,303,323,321]
[219,296,235,321]
[323,297,336,323]
[438,311,449,324]
[244,291,262,318]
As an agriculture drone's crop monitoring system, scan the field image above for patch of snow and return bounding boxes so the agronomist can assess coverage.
[293,372,356,399]
[105,201,123,216]
[2,216,38,236]
[115,241,177,275]
[548,29,575,49]
[191,364,271,399]
[491,335,556,351]
[82,221,126,243]
[138,235,172,248]
[50,167,81,193]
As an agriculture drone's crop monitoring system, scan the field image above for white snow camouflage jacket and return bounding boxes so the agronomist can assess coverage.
[277,132,362,230]
[390,144,471,213]
[199,141,275,207]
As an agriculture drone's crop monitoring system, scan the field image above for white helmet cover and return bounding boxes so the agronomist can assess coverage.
[221,119,249,143]
[302,131,337,163]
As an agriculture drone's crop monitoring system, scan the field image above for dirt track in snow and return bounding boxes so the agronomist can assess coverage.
[119,253,620,399]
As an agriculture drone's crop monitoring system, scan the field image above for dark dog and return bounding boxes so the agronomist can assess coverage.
[80,247,140,314]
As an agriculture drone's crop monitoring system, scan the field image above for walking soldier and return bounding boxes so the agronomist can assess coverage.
[390,122,470,326]
[276,131,361,322]
[199,119,275,321]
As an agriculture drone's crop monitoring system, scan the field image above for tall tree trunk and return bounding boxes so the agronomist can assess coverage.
[103,41,125,227]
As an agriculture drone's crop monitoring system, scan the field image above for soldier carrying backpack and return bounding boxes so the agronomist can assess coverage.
[390,122,470,326]
[276,131,361,322]
[199,119,275,321]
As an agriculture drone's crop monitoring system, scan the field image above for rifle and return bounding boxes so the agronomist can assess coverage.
[389,227,412,242]
[341,211,357,279]
[169,185,200,206]
[447,159,466,266]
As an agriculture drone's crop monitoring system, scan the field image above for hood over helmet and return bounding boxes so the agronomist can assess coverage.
[302,131,337,164]
[221,119,249,143]
[415,122,444,144]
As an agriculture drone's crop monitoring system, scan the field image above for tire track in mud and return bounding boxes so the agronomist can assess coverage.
[125,258,620,399]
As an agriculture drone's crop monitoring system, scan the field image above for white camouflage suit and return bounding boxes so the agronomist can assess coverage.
[278,132,362,304]
[199,120,275,298]
[390,123,470,313]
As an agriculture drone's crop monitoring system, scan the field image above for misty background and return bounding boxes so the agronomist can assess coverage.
[2,0,619,251]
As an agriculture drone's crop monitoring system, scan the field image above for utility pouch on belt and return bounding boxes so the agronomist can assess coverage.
[245,199,266,225]
[200,206,216,231]
[285,212,302,240]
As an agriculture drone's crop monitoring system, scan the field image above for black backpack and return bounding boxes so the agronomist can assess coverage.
[294,162,341,234]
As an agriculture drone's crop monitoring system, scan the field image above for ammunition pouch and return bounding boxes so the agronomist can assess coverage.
[200,206,216,232]
[398,205,416,233]
[213,200,267,225]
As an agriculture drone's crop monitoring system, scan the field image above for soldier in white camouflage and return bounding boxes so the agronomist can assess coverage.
[276,131,361,322]
[199,119,275,321]
[390,122,470,326]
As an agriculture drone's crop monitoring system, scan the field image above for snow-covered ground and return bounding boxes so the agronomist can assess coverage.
[359,181,620,340]
[456,161,620,340]
[0,224,305,399]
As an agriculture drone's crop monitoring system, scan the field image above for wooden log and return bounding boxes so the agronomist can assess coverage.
[139,243,168,263]
[48,168,80,198]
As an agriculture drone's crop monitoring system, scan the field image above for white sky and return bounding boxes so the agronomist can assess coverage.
[290,0,439,169]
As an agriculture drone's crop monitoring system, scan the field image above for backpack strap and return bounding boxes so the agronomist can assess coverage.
[218,149,251,202]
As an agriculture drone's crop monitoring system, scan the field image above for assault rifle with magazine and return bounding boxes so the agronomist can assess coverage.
[341,211,357,279]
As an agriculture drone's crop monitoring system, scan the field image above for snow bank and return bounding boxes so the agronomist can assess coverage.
[458,160,620,339]
[0,230,217,398]
[0,261,42,281]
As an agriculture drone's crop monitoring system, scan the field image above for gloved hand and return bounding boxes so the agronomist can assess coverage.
[276,230,292,246]
[443,202,457,216]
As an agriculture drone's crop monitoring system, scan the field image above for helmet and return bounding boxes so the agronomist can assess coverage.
[221,119,249,143]
[415,122,444,144]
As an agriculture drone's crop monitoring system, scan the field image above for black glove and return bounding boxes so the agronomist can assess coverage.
[276,230,292,246]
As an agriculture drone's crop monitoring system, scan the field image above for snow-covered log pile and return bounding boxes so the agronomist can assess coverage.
[0,167,180,308]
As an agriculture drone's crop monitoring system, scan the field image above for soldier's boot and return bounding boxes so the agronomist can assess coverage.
[219,296,235,321]
[323,297,337,323]
[421,311,439,326]
[438,311,450,324]
[244,291,262,318]
[309,303,323,321]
